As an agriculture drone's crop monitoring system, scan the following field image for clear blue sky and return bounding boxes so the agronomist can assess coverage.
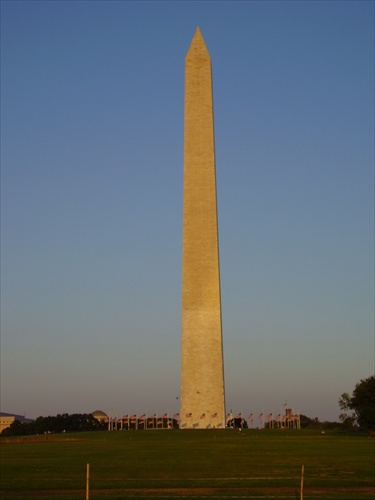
[1,0,373,422]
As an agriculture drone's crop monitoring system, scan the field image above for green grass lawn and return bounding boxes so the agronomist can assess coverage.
[1,429,374,499]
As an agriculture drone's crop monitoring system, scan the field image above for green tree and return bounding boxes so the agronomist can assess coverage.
[1,413,106,436]
[339,375,375,431]
[299,414,322,429]
[1,419,27,436]
[338,392,357,428]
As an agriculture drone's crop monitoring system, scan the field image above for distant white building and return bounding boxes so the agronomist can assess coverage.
[0,415,15,433]
[0,413,33,433]
[91,410,108,423]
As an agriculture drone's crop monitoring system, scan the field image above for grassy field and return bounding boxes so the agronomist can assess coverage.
[0,428,374,499]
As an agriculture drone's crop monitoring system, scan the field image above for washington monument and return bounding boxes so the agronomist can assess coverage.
[180,28,225,429]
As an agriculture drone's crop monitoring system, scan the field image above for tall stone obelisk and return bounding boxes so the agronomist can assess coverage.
[180,27,225,429]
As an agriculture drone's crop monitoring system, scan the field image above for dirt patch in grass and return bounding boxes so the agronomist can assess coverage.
[2,486,374,497]
[0,437,88,444]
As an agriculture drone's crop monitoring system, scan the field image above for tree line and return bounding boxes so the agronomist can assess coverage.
[2,375,373,436]
[1,413,106,436]
[339,375,375,431]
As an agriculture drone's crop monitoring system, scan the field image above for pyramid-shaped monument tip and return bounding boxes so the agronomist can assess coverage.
[187,26,209,57]
[193,26,204,41]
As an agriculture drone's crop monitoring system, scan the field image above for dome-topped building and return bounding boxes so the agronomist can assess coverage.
[92,410,108,423]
